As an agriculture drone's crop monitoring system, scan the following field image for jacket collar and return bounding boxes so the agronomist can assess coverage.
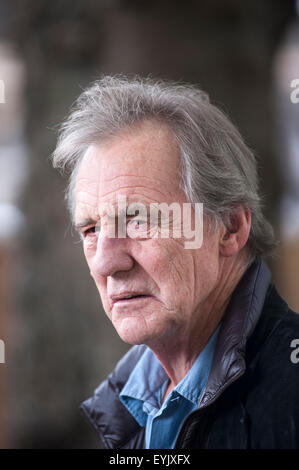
[199,256,271,408]
[80,257,271,447]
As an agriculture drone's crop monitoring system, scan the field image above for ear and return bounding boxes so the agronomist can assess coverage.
[219,208,251,257]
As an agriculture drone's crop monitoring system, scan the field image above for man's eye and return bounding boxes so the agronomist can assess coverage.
[132,219,146,226]
[84,226,96,237]
[126,218,149,239]
[128,219,147,229]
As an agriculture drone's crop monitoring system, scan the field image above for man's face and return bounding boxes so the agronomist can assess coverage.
[75,120,222,347]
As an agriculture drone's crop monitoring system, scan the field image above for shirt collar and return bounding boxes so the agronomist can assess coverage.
[173,323,221,405]
[120,323,221,424]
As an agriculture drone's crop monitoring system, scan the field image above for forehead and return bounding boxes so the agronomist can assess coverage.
[75,121,187,221]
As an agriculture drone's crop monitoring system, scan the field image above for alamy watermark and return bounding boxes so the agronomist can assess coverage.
[290,79,299,103]
[80,195,203,249]
[0,79,5,104]
[0,339,5,363]
[290,339,299,364]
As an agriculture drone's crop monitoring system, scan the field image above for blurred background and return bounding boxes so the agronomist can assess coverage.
[0,0,298,448]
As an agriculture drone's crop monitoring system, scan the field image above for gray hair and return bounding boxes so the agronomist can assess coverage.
[52,74,276,258]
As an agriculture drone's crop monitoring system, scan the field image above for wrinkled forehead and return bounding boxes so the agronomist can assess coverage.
[73,122,192,230]
[81,120,180,172]
[75,121,185,208]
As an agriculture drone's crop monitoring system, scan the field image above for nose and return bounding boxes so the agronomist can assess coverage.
[90,231,134,279]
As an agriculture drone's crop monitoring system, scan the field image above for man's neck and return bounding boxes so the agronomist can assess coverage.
[148,256,249,398]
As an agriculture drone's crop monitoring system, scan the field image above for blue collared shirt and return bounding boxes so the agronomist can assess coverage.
[119,324,221,449]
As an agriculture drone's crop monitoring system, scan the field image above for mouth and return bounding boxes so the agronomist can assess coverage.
[111,293,154,305]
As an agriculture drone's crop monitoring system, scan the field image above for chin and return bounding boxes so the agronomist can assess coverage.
[113,317,157,346]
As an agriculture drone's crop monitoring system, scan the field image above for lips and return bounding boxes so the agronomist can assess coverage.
[110,292,153,304]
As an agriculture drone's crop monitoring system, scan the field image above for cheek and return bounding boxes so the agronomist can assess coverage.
[83,240,103,283]
[83,238,97,261]
[83,246,110,307]
[96,283,112,320]
[193,247,220,302]
[83,243,94,272]
[143,240,195,301]
[135,244,163,277]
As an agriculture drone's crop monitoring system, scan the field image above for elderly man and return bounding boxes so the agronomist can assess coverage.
[52,76,299,449]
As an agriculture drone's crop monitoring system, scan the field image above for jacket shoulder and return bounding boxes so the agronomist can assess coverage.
[79,344,146,448]
[106,344,147,393]
[244,285,299,448]
[247,284,299,368]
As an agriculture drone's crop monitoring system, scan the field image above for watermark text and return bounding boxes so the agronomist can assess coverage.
[290,339,299,364]
[80,195,203,249]
[0,339,5,363]
[290,79,299,103]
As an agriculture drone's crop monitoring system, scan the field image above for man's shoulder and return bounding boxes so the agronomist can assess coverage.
[254,305,299,381]
[105,344,148,393]
[243,285,299,428]
[79,344,147,447]
[85,343,147,403]
[251,283,299,356]
[246,283,299,371]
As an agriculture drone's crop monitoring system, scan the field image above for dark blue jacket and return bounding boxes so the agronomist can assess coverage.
[80,258,299,448]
